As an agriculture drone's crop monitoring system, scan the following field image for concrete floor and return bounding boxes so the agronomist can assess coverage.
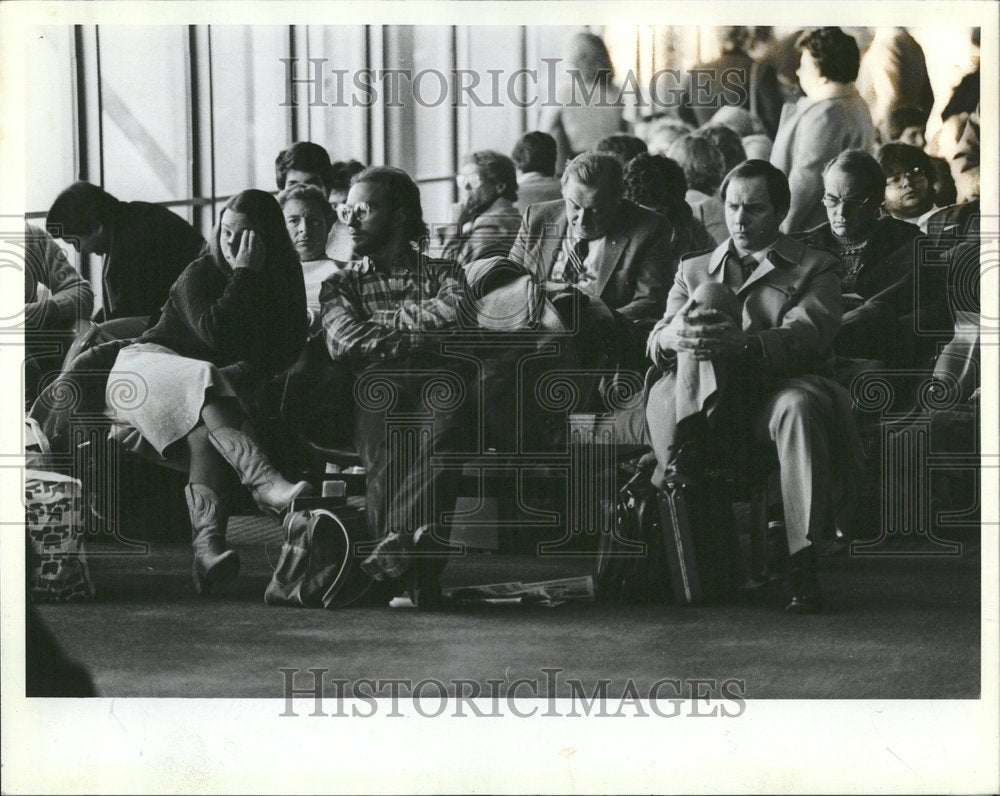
[34,519,981,699]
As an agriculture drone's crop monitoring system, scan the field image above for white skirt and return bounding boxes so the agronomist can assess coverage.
[106,343,243,456]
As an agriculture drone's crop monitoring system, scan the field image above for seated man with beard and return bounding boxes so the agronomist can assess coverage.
[439,150,523,268]
[317,166,477,609]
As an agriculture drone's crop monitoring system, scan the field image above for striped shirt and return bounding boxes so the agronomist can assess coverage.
[319,251,463,363]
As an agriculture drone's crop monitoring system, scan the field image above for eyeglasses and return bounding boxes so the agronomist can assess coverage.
[886,168,929,187]
[455,172,483,191]
[336,202,373,224]
[821,194,873,210]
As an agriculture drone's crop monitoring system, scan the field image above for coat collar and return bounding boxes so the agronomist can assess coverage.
[708,233,803,273]
[707,233,804,292]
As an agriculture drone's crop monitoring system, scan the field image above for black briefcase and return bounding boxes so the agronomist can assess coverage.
[657,475,740,605]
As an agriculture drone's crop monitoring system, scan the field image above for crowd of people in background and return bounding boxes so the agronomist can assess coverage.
[27,25,982,613]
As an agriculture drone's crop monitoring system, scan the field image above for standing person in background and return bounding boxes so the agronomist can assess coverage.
[855,27,934,142]
[539,31,627,173]
[678,26,785,139]
[667,134,729,245]
[511,131,564,213]
[23,223,94,403]
[770,27,875,234]
[46,182,204,339]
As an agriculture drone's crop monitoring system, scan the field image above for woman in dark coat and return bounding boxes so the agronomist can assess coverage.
[106,189,310,593]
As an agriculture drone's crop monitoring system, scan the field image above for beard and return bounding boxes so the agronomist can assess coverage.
[461,188,497,222]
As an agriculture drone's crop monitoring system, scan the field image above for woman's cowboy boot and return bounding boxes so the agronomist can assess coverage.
[207,426,312,517]
[186,483,240,595]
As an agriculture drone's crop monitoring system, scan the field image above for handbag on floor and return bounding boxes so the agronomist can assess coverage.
[264,503,375,609]
[26,468,95,602]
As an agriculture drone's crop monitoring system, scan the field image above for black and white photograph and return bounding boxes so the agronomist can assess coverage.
[1,1,997,793]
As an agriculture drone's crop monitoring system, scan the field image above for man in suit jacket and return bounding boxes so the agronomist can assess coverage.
[439,150,523,268]
[508,152,677,340]
[770,28,875,234]
[644,160,862,613]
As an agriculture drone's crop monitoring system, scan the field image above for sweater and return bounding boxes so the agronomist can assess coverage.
[138,253,307,378]
[24,223,94,330]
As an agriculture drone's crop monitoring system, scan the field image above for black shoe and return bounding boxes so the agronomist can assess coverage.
[406,563,445,611]
[785,545,823,614]
[405,529,448,611]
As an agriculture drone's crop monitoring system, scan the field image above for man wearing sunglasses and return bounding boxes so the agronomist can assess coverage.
[438,150,523,268]
[795,150,924,367]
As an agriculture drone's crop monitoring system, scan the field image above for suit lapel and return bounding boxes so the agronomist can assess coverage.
[592,229,626,297]
[537,211,568,279]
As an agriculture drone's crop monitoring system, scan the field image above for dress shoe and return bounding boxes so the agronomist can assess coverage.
[785,544,823,614]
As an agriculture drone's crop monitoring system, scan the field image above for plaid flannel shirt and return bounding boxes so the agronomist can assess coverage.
[319,251,463,363]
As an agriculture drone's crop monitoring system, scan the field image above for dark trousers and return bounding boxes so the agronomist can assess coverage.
[287,348,480,579]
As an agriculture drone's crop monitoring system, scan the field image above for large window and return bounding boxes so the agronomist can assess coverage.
[211,26,291,197]
[100,27,192,208]
[25,26,76,214]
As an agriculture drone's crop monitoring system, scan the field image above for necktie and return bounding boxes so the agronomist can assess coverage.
[738,253,758,285]
[563,238,589,284]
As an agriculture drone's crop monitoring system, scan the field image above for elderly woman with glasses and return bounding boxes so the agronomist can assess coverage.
[795,149,923,366]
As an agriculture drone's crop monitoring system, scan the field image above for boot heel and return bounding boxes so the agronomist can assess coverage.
[192,550,241,596]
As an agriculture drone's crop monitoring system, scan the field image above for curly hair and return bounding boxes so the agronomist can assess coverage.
[795,27,861,85]
[623,154,692,224]
[666,134,726,195]
[463,150,518,202]
[695,126,747,174]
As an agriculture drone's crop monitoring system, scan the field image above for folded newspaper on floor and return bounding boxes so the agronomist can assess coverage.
[390,575,595,608]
